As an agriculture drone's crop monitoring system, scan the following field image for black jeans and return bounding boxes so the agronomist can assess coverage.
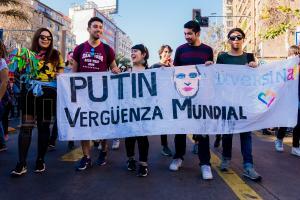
[277,110,300,147]
[2,102,11,136]
[173,134,211,166]
[49,120,58,144]
[18,87,56,164]
[222,132,253,168]
[161,135,168,147]
[125,136,149,162]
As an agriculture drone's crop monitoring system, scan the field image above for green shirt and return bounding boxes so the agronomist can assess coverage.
[216,52,254,65]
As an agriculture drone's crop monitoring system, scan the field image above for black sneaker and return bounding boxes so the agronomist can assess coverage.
[0,143,7,152]
[48,140,56,151]
[76,156,92,171]
[11,163,27,177]
[34,159,46,173]
[93,140,100,148]
[161,146,173,157]
[68,141,75,150]
[137,165,148,177]
[96,151,107,166]
[127,158,137,171]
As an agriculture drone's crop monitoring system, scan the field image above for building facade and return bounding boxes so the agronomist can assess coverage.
[224,0,300,61]
[223,0,234,35]
[1,0,76,59]
[69,1,132,60]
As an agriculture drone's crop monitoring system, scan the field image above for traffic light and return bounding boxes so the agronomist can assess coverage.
[200,17,209,27]
[192,9,209,27]
[0,29,3,41]
[192,9,201,23]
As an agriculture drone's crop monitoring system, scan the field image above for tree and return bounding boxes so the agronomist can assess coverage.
[0,0,33,50]
[116,54,131,72]
[260,0,300,47]
[201,23,228,58]
[0,0,29,21]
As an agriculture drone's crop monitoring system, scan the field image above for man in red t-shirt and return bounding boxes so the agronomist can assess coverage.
[72,17,120,171]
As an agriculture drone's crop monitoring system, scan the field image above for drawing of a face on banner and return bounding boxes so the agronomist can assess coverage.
[173,66,201,98]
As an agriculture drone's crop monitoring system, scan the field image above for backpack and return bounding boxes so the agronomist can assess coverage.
[75,42,112,71]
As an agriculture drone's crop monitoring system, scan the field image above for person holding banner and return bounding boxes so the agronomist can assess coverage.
[126,44,150,177]
[10,28,65,177]
[216,28,261,181]
[0,40,8,152]
[274,45,300,156]
[71,17,120,171]
[150,44,173,157]
[169,20,214,180]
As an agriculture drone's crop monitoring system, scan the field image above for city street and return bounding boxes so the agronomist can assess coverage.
[0,121,299,200]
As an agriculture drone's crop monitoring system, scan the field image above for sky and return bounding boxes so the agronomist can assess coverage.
[40,0,223,64]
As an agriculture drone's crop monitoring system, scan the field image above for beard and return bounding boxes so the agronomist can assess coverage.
[232,46,241,51]
[186,39,196,45]
[91,32,101,40]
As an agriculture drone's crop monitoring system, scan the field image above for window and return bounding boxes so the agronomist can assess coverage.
[227,21,233,27]
[55,24,60,31]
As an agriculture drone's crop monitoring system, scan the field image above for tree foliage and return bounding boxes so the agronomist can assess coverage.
[260,0,300,40]
[116,54,131,71]
[0,0,29,21]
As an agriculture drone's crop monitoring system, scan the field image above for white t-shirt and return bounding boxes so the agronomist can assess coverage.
[0,58,8,71]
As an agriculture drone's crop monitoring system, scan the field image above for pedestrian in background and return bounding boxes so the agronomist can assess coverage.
[150,44,173,157]
[274,45,300,156]
[0,39,9,152]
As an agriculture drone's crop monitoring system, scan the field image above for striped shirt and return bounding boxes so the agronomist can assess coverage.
[173,43,214,66]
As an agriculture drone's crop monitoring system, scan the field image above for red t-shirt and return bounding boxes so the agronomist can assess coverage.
[73,41,115,72]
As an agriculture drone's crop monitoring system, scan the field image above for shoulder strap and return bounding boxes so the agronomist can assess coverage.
[102,43,111,71]
[76,43,85,62]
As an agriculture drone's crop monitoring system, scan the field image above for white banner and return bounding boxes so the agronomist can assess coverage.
[57,57,299,140]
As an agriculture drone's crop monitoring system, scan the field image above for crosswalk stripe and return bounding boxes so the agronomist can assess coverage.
[60,147,83,162]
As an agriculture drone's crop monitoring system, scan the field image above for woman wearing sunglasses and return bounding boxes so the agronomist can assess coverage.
[11,28,64,177]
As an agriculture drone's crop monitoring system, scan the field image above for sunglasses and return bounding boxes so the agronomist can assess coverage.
[90,48,95,57]
[229,35,244,41]
[39,35,52,41]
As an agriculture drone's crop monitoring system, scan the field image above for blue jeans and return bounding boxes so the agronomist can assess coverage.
[222,132,253,169]
[0,102,6,145]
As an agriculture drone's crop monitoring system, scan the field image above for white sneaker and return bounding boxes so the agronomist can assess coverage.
[274,139,284,152]
[201,165,213,180]
[169,159,183,171]
[291,147,300,157]
[112,139,120,150]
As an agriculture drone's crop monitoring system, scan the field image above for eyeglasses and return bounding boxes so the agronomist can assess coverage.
[39,35,52,41]
[228,35,244,41]
[90,48,95,57]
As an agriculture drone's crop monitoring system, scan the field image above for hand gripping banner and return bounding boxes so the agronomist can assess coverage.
[57,57,299,140]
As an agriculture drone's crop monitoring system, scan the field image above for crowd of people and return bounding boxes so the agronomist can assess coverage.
[0,17,299,181]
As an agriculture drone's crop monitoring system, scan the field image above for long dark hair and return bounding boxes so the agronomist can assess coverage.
[0,40,7,59]
[31,28,60,67]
